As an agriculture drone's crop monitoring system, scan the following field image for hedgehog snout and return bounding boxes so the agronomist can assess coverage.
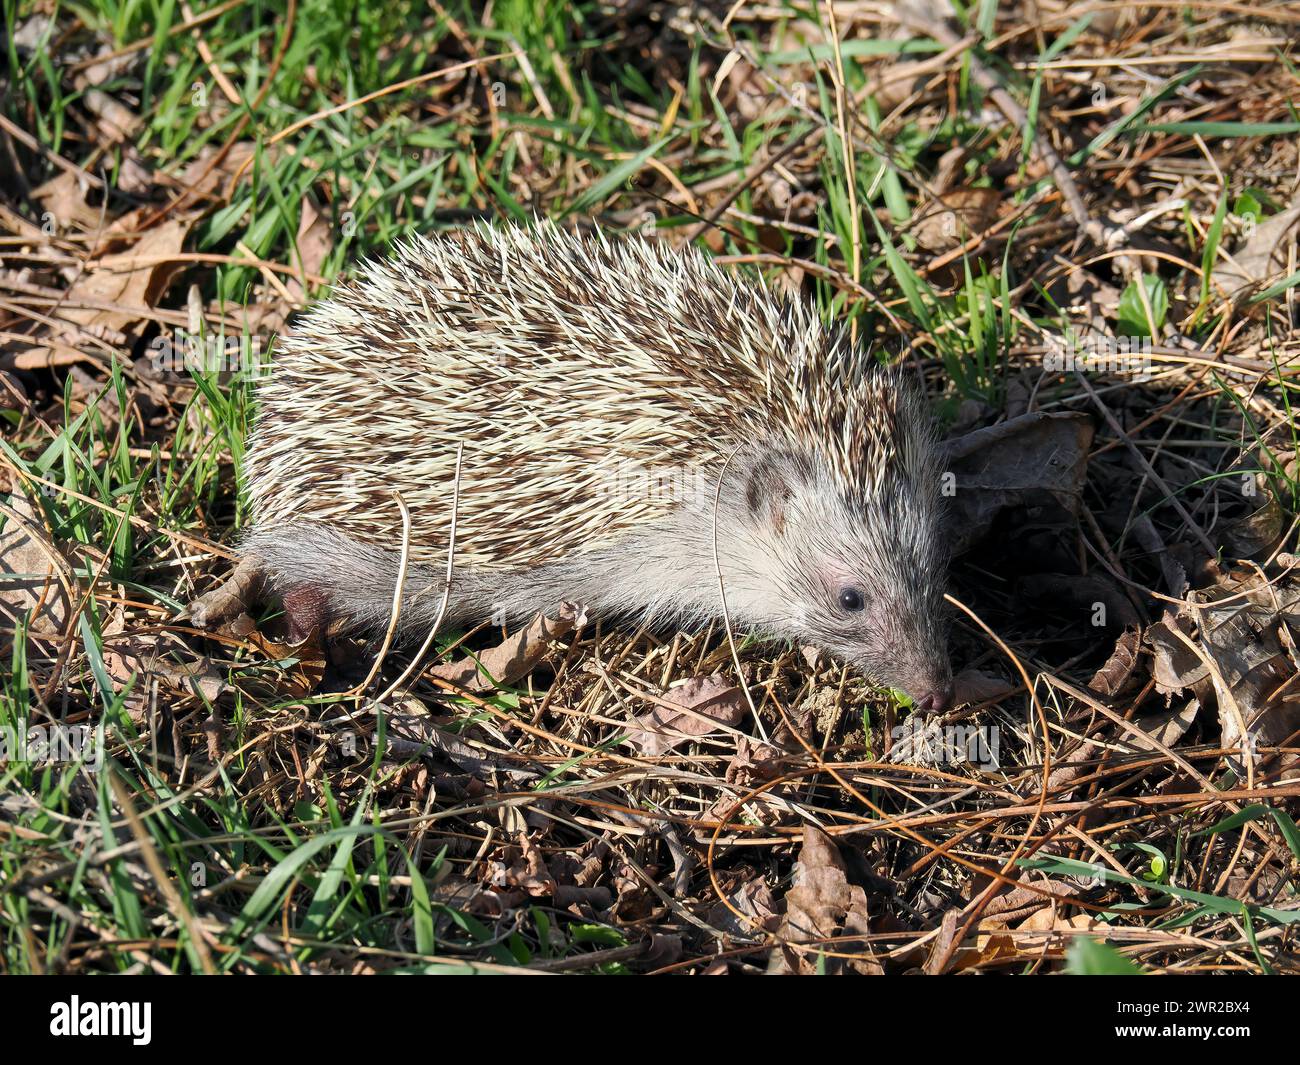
[845,623,952,714]
[880,658,953,714]
[912,683,954,716]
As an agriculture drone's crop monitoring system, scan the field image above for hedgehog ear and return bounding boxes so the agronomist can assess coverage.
[740,451,801,535]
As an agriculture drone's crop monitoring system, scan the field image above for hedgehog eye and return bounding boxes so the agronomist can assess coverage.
[838,586,865,612]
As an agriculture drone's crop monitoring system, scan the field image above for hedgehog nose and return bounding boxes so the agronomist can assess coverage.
[914,686,953,715]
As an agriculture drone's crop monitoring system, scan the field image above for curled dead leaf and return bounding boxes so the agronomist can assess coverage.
[430,600,587,692]
[767,825,881,975]
[1148,567,1300,774]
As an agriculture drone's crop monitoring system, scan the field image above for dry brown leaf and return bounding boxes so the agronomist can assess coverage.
[14,217,194,369]
[78,48,138,87]
[1129,699,1201,752]
[1089,625,1143,697]
[955,908,1100,971]
[1148,567,1300,772]
[1211,188,1300,301]
[912,187,1000,252]
[506,833,557,898]
[627,674,747,756]
[0,488,71,645]
[286,197,334,304]
[430,600,587,691]
[177,142,257,201]
[952,668,1019,706]
[239,627,327,699]
[1221,464,1290,560]
[767,825,881,975]
[724,735,784,789]
[102,632,229,704]
[707,875,780,937]
[870,57,941,112]
[81,89,143,143]
[62,217,193,334]
[642,934,683,969]
[31,171,103,233]
[943,411,1095,553]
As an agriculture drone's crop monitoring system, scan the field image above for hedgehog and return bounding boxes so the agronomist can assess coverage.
[194,221,954,712]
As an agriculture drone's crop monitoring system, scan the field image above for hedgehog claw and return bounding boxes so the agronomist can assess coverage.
[185,555,266,630]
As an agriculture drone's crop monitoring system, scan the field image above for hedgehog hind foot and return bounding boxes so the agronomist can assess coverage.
[240,521,460,641]
[185,554,266,631]
[185,554,334,646]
